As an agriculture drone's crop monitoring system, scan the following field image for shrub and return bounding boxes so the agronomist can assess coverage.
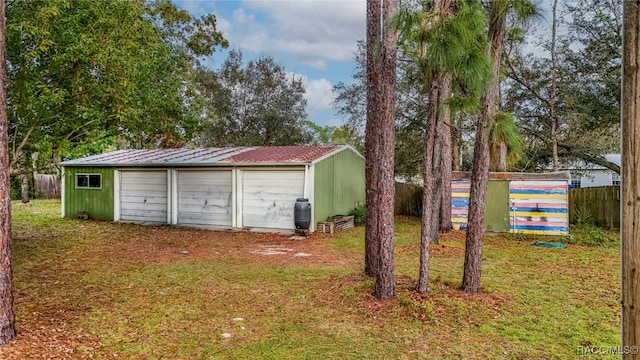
[349,205,366,225]
[572,206,593,226]
[567,223,617,247]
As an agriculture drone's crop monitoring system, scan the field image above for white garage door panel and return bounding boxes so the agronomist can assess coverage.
[242,170,304,229]
[121,210,167,221]
[121,184,167,191]
[120,198,167,208]
[243,178,305,187]
[178,171,232,226]
[120,171,168,223]
[120,192,167,201]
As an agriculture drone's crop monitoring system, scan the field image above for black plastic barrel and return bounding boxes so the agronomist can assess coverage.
[294,198,311,229]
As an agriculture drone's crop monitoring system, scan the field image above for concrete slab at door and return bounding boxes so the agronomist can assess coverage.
[120,170,168,223]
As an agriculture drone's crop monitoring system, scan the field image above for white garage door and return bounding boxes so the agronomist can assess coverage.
[120,170,168,223]
[178,170,232,226]
[242,170,305,229]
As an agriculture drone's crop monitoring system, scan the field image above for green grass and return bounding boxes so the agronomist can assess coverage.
[6,200,620,359]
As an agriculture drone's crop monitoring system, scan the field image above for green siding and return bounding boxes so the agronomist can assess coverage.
[313,149,365,225]
[63,167,114,220]
[484,181,510,232]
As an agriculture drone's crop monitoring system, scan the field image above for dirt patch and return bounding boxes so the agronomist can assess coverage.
[408,286,511,309]
[327,271,510,327]
[89,225,350,267]
[3,218,517,358]
[397,242,464,257]
[440,229,467,242]
[2,223,355,359]
[358,278,511,326]
[0,320,110,360]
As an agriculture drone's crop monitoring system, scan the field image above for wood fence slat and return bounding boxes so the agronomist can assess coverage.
[569,186,620,229]
[394,182,422,216]
[34,174,61,199]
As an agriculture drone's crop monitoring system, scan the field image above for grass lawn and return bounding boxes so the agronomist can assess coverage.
[0,200,620,359]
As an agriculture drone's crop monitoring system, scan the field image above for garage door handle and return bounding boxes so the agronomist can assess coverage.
[204,199,208,206]
[144,198,147,203]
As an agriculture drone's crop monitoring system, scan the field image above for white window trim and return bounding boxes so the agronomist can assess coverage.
[75,173,102,190]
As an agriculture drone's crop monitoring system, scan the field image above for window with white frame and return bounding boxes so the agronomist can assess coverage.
[612,172,621,186]
[570,178,581,189]
[76,174,102,189]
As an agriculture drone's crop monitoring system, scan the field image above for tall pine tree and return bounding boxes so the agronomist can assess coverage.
[0,0,16,345]
[463,0,536,293]
[365,0,398,300]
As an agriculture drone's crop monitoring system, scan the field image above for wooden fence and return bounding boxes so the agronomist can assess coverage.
[395,182,422,216]
[569,186,620,229]
[34,174,61,199]
[396,181,621,229]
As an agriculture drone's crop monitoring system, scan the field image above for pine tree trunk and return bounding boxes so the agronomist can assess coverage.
[550,0,559,172]
[439,74,453,233]
[417,0,454,293]
[0,0,17,344]
[19,174,29,204]
[451,118,462,171]
[621,0,640,353]
[462,7,506,294]
[417,73,443,293]
[373,0,397,301]
[364,0,382,277]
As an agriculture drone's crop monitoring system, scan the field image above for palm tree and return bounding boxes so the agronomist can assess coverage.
[463,0,537,293]
[391,0,490,293]
[489,111,524,171]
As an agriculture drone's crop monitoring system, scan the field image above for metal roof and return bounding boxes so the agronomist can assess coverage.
[59,145,351,167]
[219,145,342,164]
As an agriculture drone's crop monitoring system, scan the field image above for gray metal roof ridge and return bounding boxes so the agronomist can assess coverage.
[59,147,245,166]
[59,146,340,166]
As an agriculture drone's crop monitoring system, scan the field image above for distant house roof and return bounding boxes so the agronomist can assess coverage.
[59,145,357,167]
[558,153,620,171]
[452,171,571,181]
[605,154,621,166]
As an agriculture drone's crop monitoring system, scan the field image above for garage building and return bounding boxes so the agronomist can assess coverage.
[60,145,365,233]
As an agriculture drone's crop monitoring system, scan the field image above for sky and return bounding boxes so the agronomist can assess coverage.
[172,1,561,128]
[174,0,366,127]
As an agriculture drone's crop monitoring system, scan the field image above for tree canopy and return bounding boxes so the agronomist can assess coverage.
[6,0,228,173]
[197,50,312,147]
[334,0,621,178]
[504,0,621,172]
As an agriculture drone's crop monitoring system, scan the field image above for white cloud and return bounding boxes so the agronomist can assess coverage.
[174,0,361,126]
[224,9,272,52]
[222,1,365,69]
[518,1,574,57]
[292,73,335,118]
